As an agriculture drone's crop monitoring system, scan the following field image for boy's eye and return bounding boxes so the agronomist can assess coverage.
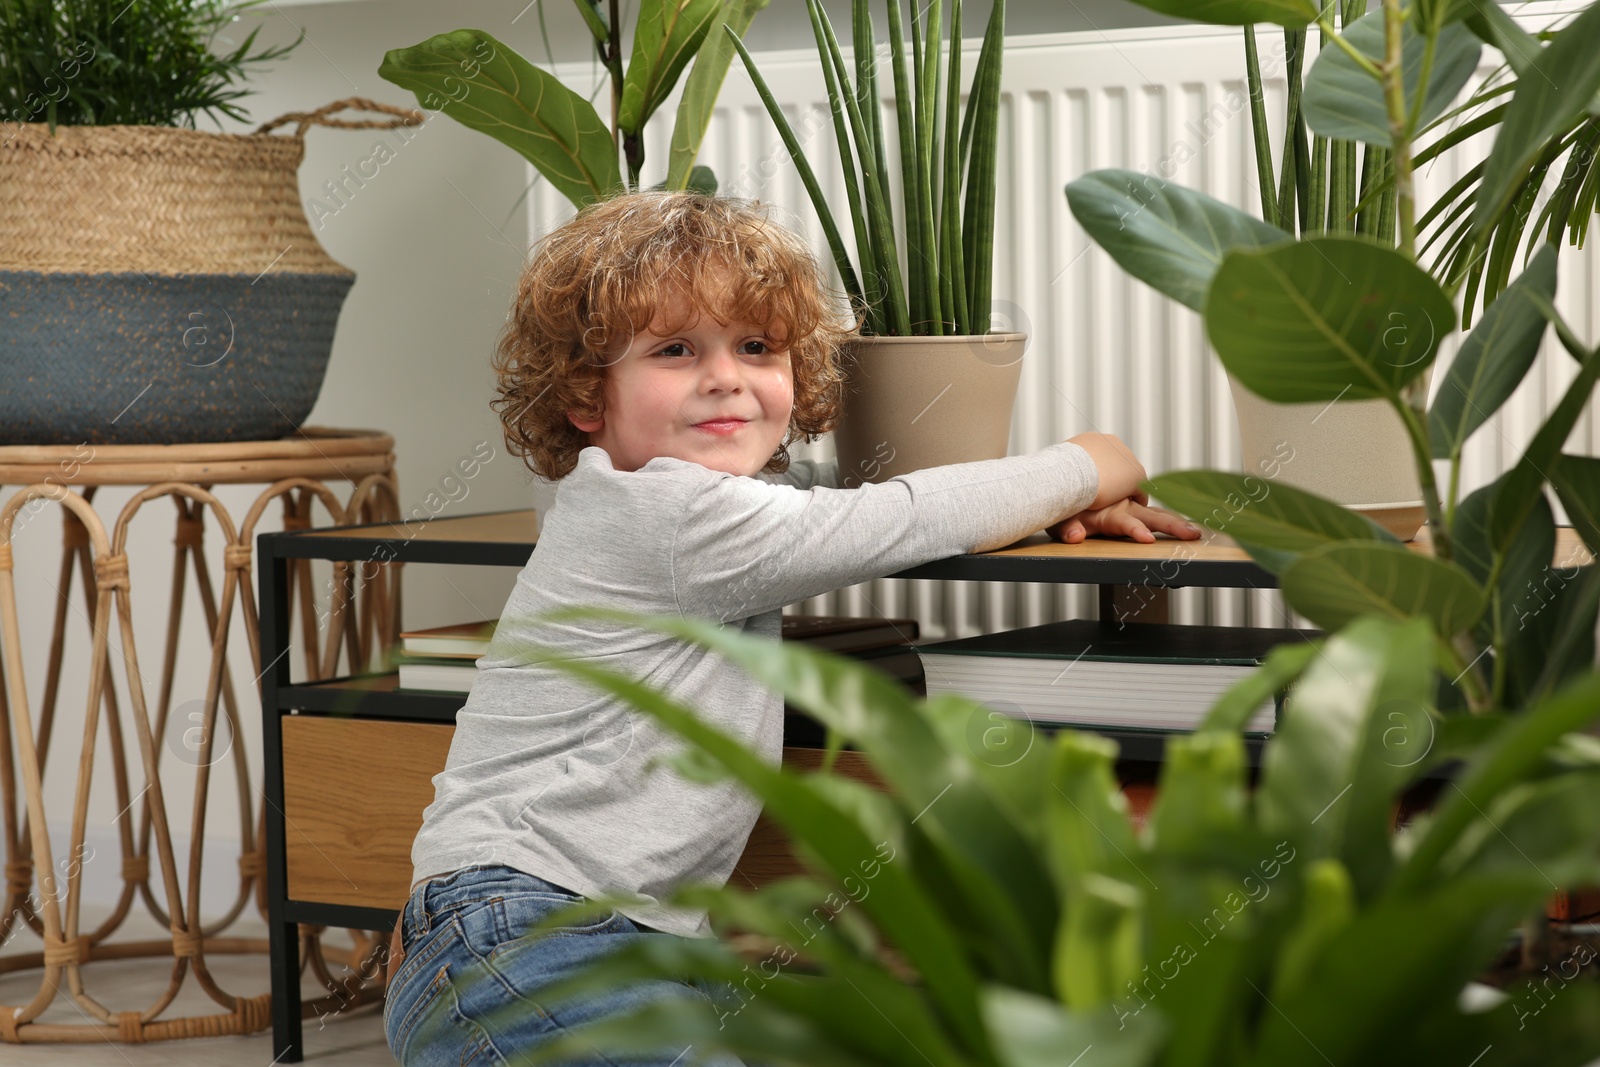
[655,343,689,358]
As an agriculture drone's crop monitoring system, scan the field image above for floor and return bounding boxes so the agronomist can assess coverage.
[1,902,394,1065]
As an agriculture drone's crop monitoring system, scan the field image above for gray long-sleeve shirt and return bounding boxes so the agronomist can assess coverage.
[409,441,1100,936]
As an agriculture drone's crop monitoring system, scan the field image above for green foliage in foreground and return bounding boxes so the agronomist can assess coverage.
[0,0,299,128]
[446,608,1600,1067]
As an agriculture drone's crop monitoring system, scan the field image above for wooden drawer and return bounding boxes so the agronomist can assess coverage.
[282,715,454,910]
[280,715,884,910]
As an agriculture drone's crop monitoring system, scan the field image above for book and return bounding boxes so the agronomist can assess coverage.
[781,614,919,654]
[396,659,479,693]
[398,620,497,658]
[394,615,922,694]
[916,619,1316,735]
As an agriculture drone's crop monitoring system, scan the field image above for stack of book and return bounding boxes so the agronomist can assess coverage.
[915,619,1315,736]
[394,621,496,692]
[782,614,923,702]
[393,615,923,695]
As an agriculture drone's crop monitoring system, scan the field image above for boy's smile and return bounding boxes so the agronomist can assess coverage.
[568,311,795,477]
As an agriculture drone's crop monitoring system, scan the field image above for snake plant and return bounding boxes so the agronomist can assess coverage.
[730,0,1006,337]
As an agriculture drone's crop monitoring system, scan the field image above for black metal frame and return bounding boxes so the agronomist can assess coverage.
[257,510,1281,1062]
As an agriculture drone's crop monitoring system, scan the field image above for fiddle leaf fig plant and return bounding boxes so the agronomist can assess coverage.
[377,0,768,207]
[1067,0,1600,716]
[425,608,1600,1066]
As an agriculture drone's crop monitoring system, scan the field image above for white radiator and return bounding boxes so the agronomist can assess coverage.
[529,2,1599,640]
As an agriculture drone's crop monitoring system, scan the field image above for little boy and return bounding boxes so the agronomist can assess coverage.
[384,192,1198,1066]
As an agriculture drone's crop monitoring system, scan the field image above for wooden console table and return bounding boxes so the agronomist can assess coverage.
[255,508,1593,1062]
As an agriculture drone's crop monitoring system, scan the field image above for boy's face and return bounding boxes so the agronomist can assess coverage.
[568,308,795,477]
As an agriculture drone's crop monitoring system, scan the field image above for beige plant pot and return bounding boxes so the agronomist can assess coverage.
[1228,373,1429,541]
[833,333,1027,487]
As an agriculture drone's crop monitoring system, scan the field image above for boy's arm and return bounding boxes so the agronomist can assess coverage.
[673,441,1098,622]
[756,457,840,490]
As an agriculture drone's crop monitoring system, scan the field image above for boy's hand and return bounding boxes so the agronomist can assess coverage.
[1049,498,1202,545]
[1067,431,1148,510]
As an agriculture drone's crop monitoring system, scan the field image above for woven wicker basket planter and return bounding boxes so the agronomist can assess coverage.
[0,100,417,445]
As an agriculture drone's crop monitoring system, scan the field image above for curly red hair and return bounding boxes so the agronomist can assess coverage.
[492,191,853,481]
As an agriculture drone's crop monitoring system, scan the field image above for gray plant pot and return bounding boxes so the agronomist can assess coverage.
[0,271,353,445]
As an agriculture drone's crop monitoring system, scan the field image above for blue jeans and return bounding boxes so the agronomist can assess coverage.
[383,865,737,1066]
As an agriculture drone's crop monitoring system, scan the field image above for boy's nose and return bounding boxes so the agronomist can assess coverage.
[699,347,744,391]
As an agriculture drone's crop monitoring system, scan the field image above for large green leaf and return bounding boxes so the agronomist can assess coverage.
[1054,871,1142,1008]
[1279,541,1486,636]
[1488,345,1600,552]
[1440,774,1600,889]
[1429,244,1557,460]
[982,987,1165,1067]
[1041,737,1152,1011]
[1474,2,1600,234]
[619,0,722,135]
[1525,565,1600,707]
[1044,732,1138,890]
[532,607,1058,996]
[1199,641,1320,734]
[1244,874,1552,1067]
[1553,453,1600,557]
[1269,858,1355,1003]
[1065,169,1289,312]
[1303,13,1481,145]
[1256,618,1430,898]
[1205,236,1457,402]
[1463,3,1542,77]
[1147,732,1249,857]
[482,932,896,1067]
[1398,672,1600,892]
[1453,475,1555,706]
[673,883,976,1067]
[665,0,770,189]
[1144,470,1397,576]
[378,29,622,207]
[501,628,993,1051]
[1394,983,1600,1067]
[1117,0,1320,27]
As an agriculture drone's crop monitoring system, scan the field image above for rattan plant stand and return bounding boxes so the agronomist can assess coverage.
[0,428,400,1044]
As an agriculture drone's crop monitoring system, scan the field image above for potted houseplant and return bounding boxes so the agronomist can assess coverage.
[1063,0,1600,721]
[1070,2,1600,544]
[377,0,772,208]
[0,0,405,445]
[730,0,1014,488]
